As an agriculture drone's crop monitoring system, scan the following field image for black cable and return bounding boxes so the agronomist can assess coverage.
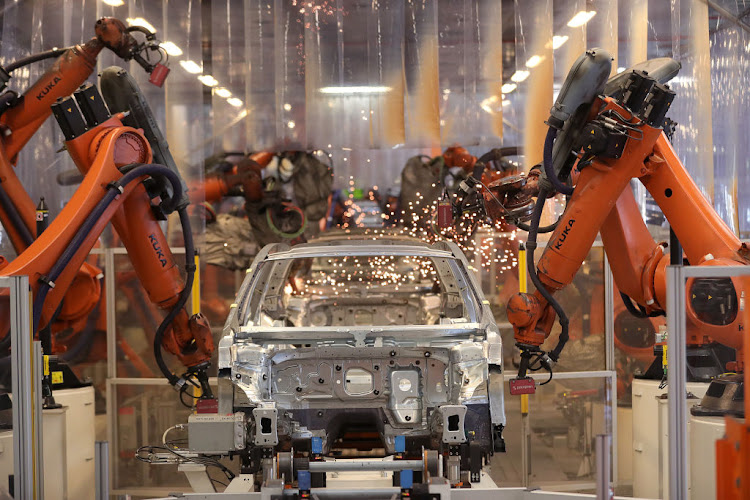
[136,445,235,480]
[152,207,195,387]
[32,164,184,333]
[619,291,665,318]
[542,127,575,196]
[5,47,71,73]
[515,217,560,233]
[525,186,569,362]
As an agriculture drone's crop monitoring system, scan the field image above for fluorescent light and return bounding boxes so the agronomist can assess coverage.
[227,97,243,107]
[215,87,232,98]
[617,67,626,73]
[319,86,391,94]
[102,0,124,6]
[502,100,510,106]
[480,95,500,114]
[501,83,517,94]
[525,55,544,68]
[179,60,202,74]
[510,70,530,83]
[287,120,296,129]
[160,41,183,56]
[552,35,569,50]
[283,103,292,111]
[198,74,218,87]
[567,11,596,28]
[126,17,156,34]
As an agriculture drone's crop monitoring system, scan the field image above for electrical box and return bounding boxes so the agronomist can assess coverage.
[188,412,246,453]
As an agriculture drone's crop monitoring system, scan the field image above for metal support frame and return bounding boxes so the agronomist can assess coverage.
[95,441,109,500]
[472,230,617,491]
[665,264,750,500]
[595,434,612,500]
[3,275,44,500]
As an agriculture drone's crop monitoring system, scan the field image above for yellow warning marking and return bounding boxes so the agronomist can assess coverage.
[51,371,63,384]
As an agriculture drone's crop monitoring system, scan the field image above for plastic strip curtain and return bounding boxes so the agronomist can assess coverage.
[708,0,747,237]
[437,0,503,147]
[670,0,716,217]
[102,0,207,242]
[237,0,503,189]
[0,0,97,257]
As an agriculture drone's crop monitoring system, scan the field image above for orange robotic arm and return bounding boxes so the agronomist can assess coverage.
[489,52,749,386]
[0,78,213,395]
[189,152,274,205]
[0,18,157,255]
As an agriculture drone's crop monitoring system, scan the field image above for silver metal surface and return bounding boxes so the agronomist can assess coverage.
[95,441,109,500]
[390,369,421,424]
[252,407,279,446]
[188,413,246,453]
[440,405,468,444]
[265,244,454,261]
[665,264,750,500]
[595,434,612,500]
[307,459,423,472]
[32,341,44,500]
[6,275,41,500]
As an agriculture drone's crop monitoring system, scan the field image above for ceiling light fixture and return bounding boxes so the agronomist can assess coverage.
[160,41,183,56]
[510,70,530,83]
[179,60,202,74]
[227,97,243,107]
[319,86,391,94]
[525,55,544,68]
[501,83,517,94]
[126,17,156,33]
[215,87,232,98]
[198,74,218,87]
[567,11,596,28]
[102,0,124,6]
[552,35,569,50]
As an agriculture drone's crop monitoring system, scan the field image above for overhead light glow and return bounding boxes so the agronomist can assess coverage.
[502,99,510,106]
[617,67,626,73]
[160,41,183,56]
[510,70,530,83]
[501,83,517,94]
[198,74,218,87]
[480,95,500,114]
[179,60,202,74]
[319,86,391,94]
[215,87,232,98]
[567,11,596,28]
[227,97,243,107]
[126,17,156,34]
[552,35,569,50]
[102,0,124,6]
[287,120,296,129]
[283,103,292,111]
[525,55,544,68]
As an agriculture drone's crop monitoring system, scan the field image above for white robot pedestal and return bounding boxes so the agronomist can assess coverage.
[631,378,709,499]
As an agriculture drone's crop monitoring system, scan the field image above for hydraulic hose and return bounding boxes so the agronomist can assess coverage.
[30,163,193,387]
[5,47,71,73]
[524,186,569,362]
[32,163,184,333]
[542,127,574,196]
[0,181,34,248]
[152,207,195,387]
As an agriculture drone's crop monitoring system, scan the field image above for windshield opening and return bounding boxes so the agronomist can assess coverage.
[245,254,477,327]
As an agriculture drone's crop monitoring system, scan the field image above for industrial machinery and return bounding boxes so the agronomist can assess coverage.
[138,235,506,495]
[0,18,172,375]
[0,67,214,398]
[449,50,747,404]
